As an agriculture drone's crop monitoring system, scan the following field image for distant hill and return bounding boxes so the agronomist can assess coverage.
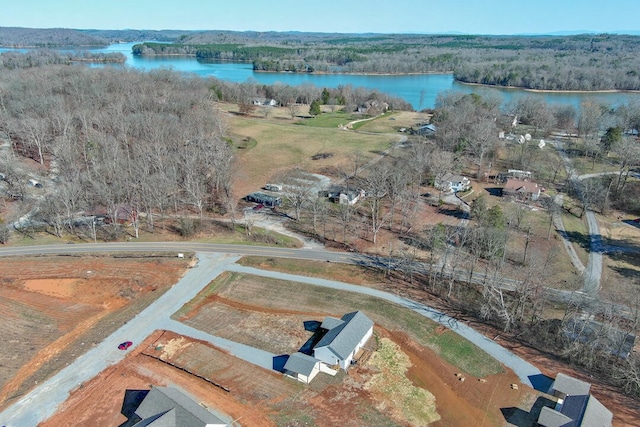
[79,29,194,43]
[0,27,108,47]
[0,27,194,47]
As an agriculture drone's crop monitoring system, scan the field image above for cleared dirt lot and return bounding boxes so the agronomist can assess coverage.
[169,271,534,426]
[0,254,191,410]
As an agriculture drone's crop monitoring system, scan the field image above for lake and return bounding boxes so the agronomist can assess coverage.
[5,42,640,110]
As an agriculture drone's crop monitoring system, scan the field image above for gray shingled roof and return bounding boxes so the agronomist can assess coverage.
[320,316,345,330]
[134,386,226,427]
[552,373,591,396]
[314,311,373,359]
[581,395,613,427]
[538,406,573,427]
[283,352,319,376]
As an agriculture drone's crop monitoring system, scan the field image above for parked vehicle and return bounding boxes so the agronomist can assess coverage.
[118,341,133,350]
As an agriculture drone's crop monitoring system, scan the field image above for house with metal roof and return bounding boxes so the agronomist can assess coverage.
[313,311,374,371]
[245,191,282,207]
[130,386,228,427]
[537,373,613,427]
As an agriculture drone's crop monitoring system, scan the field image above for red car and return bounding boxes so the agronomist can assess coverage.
[118,341,133,350]
[253,204,264,211]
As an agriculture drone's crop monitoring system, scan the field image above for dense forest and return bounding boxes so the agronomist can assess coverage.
[3,27,640,91]
[134,32,640,91]
[0,64,234,239]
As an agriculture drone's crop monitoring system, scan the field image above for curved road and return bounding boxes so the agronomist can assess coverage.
[554,141,604,294]
[0,244,541,427]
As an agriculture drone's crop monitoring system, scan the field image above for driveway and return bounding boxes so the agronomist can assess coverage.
[1,251,543,427]
[226,264,542,385]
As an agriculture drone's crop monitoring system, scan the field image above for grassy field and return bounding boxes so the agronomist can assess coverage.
[571,154,619,176]
[187,269,503,377]
[228,113,398,194]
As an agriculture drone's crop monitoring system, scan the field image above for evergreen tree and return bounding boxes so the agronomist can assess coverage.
[321,88,330,104]
[309,99,322,116]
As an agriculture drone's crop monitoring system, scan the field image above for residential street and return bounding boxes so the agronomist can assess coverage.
[0,249,542,427]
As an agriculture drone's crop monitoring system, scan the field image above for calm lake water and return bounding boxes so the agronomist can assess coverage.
[4,42,640,110]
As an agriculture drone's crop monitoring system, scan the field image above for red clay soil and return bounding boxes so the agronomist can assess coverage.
[40,331,275,427]
[39,324,538,427]
[0,255,189,409]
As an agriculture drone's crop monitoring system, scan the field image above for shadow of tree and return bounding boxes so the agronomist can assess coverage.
[438,207,466,219]
[557,229,591,251]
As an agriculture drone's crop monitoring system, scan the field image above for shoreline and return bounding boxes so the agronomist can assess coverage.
[456,80,640,95]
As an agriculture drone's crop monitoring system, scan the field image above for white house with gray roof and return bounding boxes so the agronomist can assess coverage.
[313,311,374,371]
[131,386,228,427]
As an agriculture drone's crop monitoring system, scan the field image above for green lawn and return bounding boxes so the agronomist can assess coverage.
[184,270,503,377]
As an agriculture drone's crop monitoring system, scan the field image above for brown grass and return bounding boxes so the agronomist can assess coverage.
[226,111,400,197]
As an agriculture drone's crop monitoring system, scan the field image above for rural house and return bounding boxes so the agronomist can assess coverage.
[537,373,612,427]
[502,178,541,201]
[127,386,228,427]
[319,185,365,205]
[313,311,374,370]
[252,98,278,106]
[416,123,437,136]
[435,173,471,193]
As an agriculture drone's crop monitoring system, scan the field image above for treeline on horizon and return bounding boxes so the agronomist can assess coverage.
[3,27,640,91]
[134,32,640,92]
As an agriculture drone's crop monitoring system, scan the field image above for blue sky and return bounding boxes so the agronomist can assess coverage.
[0,0,638,35]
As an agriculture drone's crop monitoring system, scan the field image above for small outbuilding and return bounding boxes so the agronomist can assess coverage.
[245,192,282,207]
[27,179,43,188]
[319,185,365,205]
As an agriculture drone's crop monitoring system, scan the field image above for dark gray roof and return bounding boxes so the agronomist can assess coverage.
[314,311,373,359]
[561,395,589,426]
[538,406,573,427]
[134,386,226,427]
[552,373,591,396]
[284,352,320,376]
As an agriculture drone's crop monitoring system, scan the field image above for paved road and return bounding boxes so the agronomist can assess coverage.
[0,252,241,427]
[1,247,543,427]
[554,141,603,294]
